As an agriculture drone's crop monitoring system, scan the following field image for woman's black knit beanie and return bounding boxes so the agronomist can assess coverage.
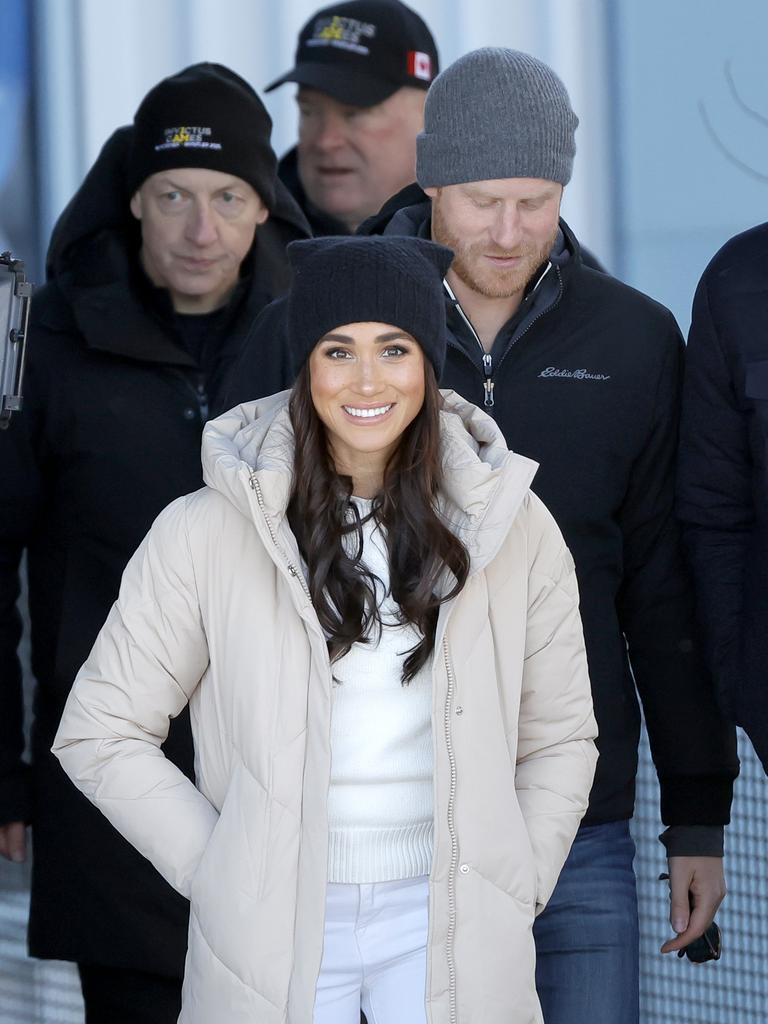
[286,235,454,377]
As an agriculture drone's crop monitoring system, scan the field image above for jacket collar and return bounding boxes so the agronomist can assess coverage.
[435,393,537,570]
[57,231,269,366]
[203,391,537,572]
[55,231,194,365]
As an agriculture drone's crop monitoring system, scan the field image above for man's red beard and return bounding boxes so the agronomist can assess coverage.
[431,195,558,300]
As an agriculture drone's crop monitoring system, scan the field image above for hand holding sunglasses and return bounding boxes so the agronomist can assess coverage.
[659,872,722,963]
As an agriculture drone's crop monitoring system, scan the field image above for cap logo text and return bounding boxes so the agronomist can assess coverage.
[307,15,377,56]
[154,126,222,153]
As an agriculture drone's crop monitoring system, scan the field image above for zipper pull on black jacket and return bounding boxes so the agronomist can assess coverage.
[482,354,495,407]
[443,279,497,407]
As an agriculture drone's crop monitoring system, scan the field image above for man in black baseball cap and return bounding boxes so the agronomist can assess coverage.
[266,0,438,235]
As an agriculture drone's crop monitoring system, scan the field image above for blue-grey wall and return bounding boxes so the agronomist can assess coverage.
[611,0,768,331]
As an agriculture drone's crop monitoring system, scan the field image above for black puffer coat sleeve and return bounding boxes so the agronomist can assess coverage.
[677,274,752,726]
[616,313,738,825]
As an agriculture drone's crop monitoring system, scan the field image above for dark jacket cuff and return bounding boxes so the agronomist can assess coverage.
[659,775,736,827]
[659,825,724,857]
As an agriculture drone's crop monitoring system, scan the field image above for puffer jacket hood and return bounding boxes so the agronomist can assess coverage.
[35,125,311,393]
[203,389,539,570]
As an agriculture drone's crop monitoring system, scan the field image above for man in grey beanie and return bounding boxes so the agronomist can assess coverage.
[417,47,577,190]
[403,47,734,1024]
[224,45,737,1024]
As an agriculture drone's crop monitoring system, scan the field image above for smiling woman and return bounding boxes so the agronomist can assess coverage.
[52,234,598,1024]
[307,322,426,494]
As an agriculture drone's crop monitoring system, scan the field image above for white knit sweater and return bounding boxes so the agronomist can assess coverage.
[326,499,433,883]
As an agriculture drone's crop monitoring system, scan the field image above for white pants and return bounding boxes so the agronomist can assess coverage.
[313,875,429,1024]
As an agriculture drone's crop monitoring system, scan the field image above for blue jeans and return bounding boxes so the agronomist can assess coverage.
[533,820,639,1024]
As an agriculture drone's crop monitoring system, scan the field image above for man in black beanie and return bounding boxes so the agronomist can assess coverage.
[0,63,308,1023]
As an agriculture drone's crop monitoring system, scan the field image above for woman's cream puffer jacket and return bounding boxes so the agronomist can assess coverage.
[53,390,598,1023]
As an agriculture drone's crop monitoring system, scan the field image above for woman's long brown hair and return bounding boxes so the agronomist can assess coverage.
[287,362,470,683]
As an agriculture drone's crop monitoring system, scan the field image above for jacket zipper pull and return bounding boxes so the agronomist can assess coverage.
[482,354,495,408]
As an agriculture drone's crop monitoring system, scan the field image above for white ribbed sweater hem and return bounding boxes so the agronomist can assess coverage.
[328,821,433,883]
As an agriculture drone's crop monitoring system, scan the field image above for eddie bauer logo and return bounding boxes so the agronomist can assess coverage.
[539,366,611,381]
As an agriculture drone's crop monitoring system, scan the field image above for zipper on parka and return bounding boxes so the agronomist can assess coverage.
[442,635,459,1024]
[248,471,312,602]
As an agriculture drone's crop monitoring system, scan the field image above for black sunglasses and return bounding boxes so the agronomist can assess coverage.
[678,921,722,963]
[658,873,722,963]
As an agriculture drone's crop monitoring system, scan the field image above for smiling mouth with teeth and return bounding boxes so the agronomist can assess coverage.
[343,404,393,419]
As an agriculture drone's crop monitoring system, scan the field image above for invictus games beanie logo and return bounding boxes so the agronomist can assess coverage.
[307,15,377,55]
[154,126,223,153]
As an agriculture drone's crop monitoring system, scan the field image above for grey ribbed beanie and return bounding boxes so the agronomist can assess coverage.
[416,47,578,188]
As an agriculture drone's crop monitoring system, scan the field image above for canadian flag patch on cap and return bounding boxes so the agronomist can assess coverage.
[408,50,433,82]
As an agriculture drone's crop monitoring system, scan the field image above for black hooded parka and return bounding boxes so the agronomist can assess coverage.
[0,125,309,973]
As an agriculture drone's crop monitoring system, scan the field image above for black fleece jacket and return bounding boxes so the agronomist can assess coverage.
[0,126,309,972]
[677,222,768,774]
[225,185,738,835]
